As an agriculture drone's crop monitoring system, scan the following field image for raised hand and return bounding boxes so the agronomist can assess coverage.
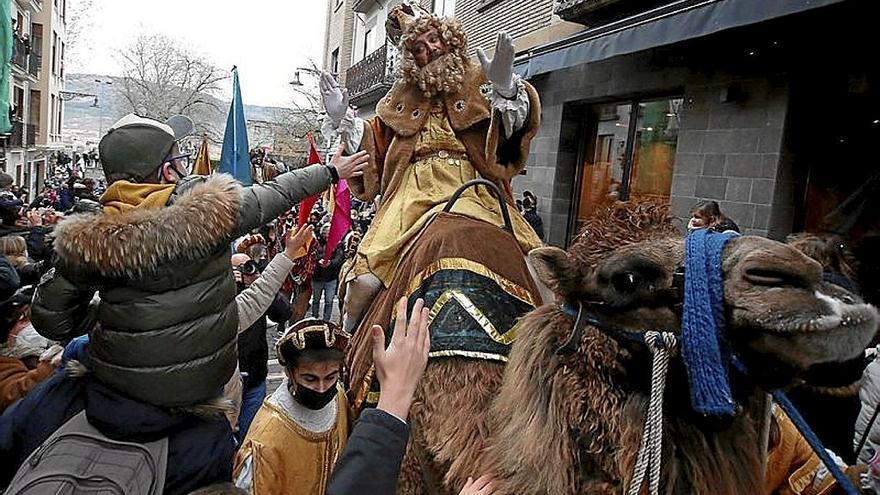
[283,224,315,260]
[372,297,431,421]
[329,142,369,180]
[319,72,349,125]
[476,32,516,97]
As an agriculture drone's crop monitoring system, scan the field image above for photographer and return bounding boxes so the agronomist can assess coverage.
[230,224,314,442]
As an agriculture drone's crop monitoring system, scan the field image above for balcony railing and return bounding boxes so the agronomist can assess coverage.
[345,42,397,107]
[27,52,41,77]
[3,122,38,148]
[7,122,24,147]
[11,37,28,71]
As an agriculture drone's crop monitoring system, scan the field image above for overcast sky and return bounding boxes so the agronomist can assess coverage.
[68,0,327,108]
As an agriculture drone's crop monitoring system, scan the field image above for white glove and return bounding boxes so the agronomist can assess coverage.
[319,72,349,126]
[476,32,516,98]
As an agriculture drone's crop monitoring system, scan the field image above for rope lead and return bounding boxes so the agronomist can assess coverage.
[627,331,677,495]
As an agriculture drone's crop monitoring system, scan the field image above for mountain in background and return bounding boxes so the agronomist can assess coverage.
[63,73,292,148]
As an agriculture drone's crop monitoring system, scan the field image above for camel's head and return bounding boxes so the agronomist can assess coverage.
[530,202,878,391]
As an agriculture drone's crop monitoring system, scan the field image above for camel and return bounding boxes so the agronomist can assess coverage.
[477,201,879,495]
[344,210,542,495]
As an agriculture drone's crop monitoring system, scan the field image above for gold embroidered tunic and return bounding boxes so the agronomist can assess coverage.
[353,102,542,287]
[233,386,349,495]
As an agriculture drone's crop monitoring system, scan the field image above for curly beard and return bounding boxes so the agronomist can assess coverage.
[401,49,470,99]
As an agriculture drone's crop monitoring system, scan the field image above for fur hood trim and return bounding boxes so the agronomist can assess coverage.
[54,174,242,278]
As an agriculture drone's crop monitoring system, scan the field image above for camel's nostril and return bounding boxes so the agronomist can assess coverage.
[743,267,808,288]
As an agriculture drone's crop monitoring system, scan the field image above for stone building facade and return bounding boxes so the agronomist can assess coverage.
[513,0,879,302]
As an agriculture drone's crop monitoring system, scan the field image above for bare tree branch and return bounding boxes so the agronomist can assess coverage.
[115,32,227,141]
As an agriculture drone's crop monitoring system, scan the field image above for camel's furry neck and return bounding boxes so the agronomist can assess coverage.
[484,306,765,495]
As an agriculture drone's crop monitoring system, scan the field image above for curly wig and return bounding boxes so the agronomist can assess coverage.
[398,15,471,97]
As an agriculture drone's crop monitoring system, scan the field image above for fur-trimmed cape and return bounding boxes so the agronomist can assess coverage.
[349,63,541,203]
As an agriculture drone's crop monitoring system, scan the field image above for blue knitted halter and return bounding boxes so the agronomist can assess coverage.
[682,229,738,416]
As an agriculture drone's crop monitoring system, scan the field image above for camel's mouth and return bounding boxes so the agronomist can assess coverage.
[796,355,866,396]
[734,292,878,370]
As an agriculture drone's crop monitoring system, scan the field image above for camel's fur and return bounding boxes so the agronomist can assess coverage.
[478,200,876,494]
[398,359,504,494]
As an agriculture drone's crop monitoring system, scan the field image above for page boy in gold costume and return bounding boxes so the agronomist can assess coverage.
[233,320,349,495]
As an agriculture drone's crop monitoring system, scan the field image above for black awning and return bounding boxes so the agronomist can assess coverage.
[514,0,845,78]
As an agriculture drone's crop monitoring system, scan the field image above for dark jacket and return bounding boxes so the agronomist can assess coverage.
[313,241,345,282]
[238,292,290,390]
[0,254,20,300]
[523,208,544,241]
[30,168,331,407]
[15,260,46,286]
[0,371,234,494]
[326,408,410,495]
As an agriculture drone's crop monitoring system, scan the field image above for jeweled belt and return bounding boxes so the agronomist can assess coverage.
[412,149,469,164]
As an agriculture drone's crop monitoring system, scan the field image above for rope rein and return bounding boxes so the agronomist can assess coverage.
[627,331,677,495]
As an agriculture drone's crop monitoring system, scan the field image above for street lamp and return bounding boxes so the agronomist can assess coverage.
[94,78,113,138]
[289,67,335,86]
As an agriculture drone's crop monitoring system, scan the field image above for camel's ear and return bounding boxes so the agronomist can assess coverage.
[529,247,578,294]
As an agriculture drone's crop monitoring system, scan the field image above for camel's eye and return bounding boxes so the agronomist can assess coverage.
[612,271,642,294]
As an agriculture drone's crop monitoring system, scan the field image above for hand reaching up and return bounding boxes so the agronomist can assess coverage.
[373,297,430,422]
[319,72,349,126]
[283,224,314,260]
[476,32,516,98]
[330,142,369,180]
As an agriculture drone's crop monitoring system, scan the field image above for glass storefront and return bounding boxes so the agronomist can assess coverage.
[571,96,683,241]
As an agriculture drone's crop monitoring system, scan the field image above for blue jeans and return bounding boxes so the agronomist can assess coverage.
[237,381,267,444]
[311,279,338,321]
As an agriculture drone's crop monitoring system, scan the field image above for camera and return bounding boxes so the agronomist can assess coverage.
[233,260,260,276]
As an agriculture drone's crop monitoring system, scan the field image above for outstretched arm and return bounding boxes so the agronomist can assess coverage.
[234,153,367,237]
[326,297,430,495]
[235,225,313,331]
[476,32,541,181]
[320,72,366,155]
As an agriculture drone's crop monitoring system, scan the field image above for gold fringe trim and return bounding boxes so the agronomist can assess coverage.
[407,257,536,307]
[428,350,509,362]
[428,289,517,345]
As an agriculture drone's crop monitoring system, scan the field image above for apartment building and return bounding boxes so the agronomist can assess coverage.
[322,0,356,86]
[1,0,65,196]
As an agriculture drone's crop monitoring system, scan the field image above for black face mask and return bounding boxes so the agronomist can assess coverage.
[290,381,338,410]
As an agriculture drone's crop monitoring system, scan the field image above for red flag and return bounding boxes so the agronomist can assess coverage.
[297,132,323,226]
[323,178,352,262]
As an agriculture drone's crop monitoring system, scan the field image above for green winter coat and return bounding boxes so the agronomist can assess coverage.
[31,168,331,407]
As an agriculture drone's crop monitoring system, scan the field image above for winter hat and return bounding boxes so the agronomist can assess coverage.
[0,255,21,302]
[99,114,194,184]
